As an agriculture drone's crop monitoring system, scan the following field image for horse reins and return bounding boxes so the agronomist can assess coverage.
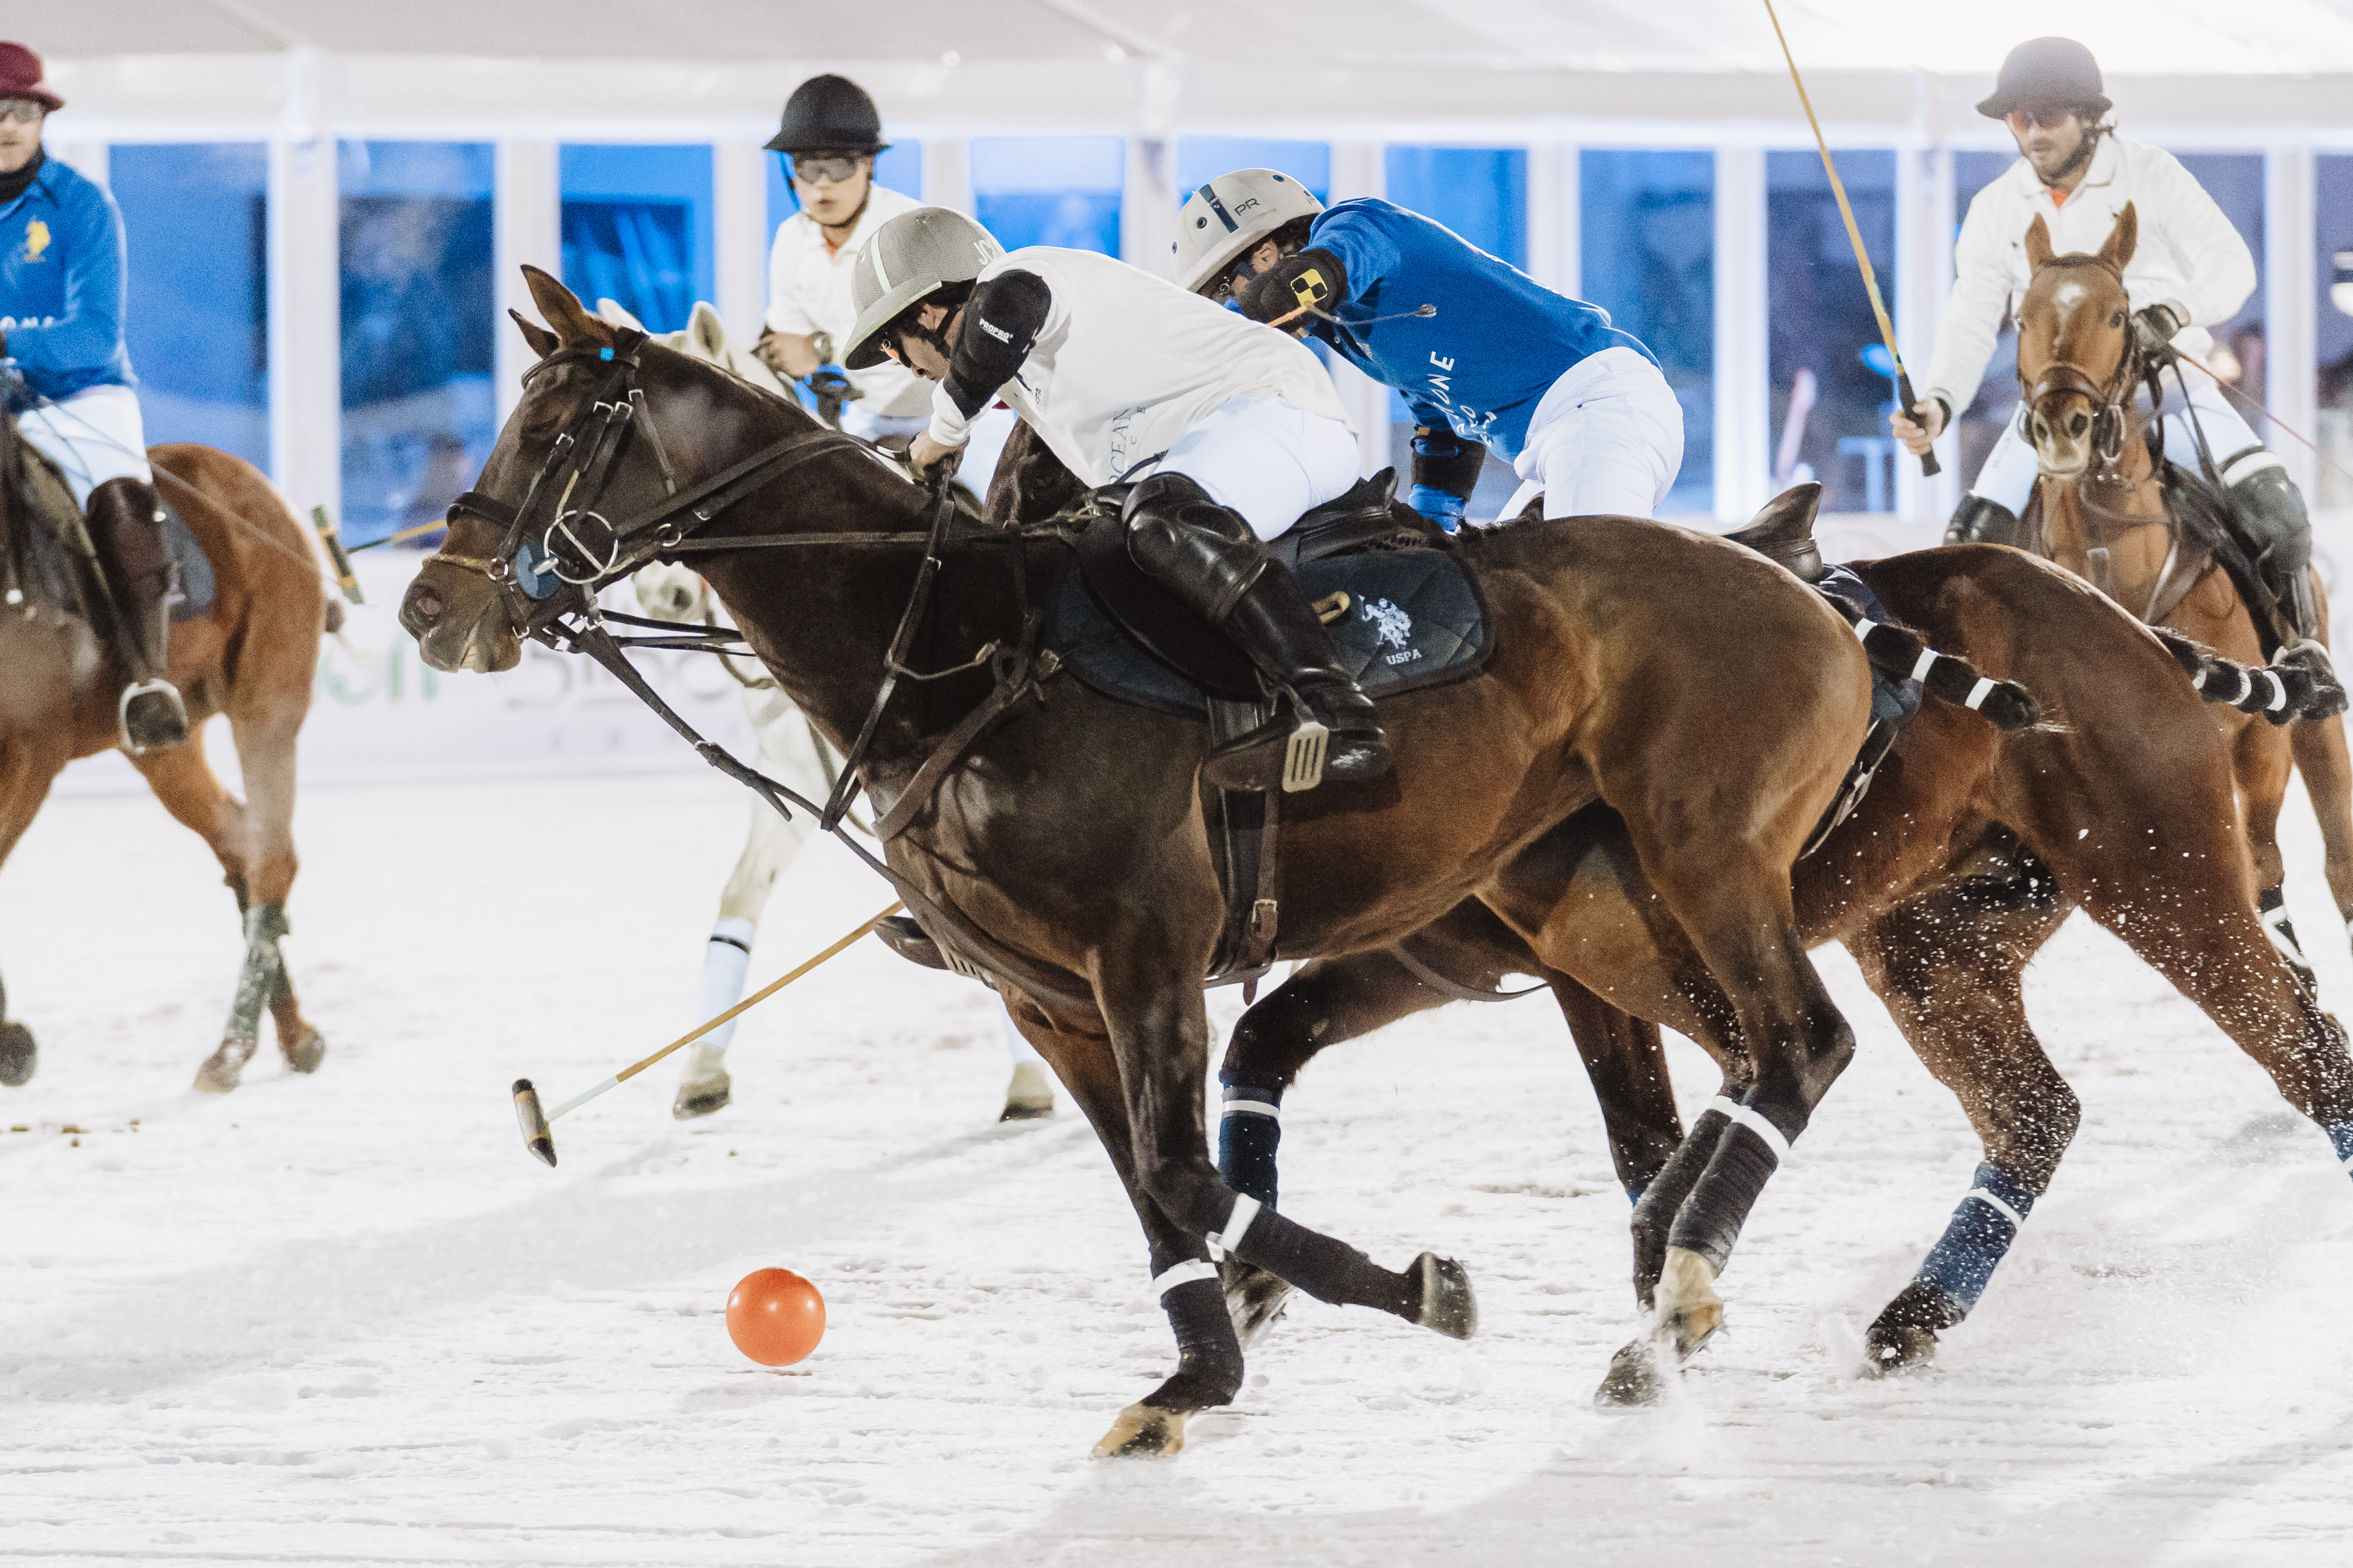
[424,335,1091,1008]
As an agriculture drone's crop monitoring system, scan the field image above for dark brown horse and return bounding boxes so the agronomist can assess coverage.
[1,427,331,1092]
[401,269,1906,1457]
[2016,204,2353,980]
[1218,535,2353,1398]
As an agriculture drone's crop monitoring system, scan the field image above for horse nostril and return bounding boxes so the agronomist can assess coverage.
[2069,413,2088,437]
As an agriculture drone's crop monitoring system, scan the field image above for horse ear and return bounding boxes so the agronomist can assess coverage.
[507,309,558,360]
[690,301,727,361]
[2023,214,2054,272]
[522,264,601,344]
[594,297,648,332]
[2101,202,2138,271]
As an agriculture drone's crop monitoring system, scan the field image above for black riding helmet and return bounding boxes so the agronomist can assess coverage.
[1977,38,2112,119]
[765,74,890,155]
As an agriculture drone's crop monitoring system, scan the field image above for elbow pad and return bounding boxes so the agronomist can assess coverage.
[944,270,1050,420]
[1238,248,1349,331]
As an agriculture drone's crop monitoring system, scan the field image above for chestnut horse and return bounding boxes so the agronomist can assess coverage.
[2016,204,2353,983]
[400,269,1913,1457]
[1217,537,2353,1399]
[0,420,330,1093]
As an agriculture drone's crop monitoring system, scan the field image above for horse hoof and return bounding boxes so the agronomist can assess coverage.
[672,1081,732,1120]
[281,1026,327,1075]
[0,1021,34,1088]
[1222,1261,1293,1348]
[1091,1402,1187,1459]
[1594,1337,1670,1407]
[1410,1252,1477,1340]
[999,1060,1054,1121]
[192,1057,242,1095]
[1860,1321,1938,1377]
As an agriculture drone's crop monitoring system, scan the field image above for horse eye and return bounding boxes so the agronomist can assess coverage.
[2111,312,2125,327]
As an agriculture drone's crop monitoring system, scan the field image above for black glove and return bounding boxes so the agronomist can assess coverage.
[802,363,864,405]
[2132,303,2181,362]
[1409,429,1487,532]
[1237,248,1349,334]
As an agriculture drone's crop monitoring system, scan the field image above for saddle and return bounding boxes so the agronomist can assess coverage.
[5,436,214,623]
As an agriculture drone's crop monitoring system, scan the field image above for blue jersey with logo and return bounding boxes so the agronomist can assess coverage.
[1305,198,1652,461]
[1,154,135,405]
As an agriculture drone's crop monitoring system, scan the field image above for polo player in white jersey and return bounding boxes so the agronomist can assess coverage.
[1892,36,2340,704]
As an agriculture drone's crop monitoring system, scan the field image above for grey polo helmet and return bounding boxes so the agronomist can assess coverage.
[843,208,1007,369]
[1174,169,1325,295]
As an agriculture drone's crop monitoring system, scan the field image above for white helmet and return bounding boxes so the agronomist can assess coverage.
[1173,168,1325,296]
[843,207,1006,369]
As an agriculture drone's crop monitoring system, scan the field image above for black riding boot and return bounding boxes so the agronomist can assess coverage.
[83,476,189,752]
[1124,473,1392,790]
[2231,465,2348,718]
[1944,493,2021,547]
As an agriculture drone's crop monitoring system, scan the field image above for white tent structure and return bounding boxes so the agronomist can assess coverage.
[22,1,2353,530]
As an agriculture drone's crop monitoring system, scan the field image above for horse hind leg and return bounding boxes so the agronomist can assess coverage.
[0,741,62,1087]
[2289,711,2353,959]
[1845,856,2076,1374]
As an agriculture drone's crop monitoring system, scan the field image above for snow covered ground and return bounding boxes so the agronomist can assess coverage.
[6,766,2353,1566]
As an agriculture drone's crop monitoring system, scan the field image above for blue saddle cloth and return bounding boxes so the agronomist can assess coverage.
[1044,546,1493,719]
[162,495,216,622]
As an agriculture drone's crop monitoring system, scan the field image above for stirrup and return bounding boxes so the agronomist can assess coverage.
[119,678,189,754]
[1203,707,1327,794]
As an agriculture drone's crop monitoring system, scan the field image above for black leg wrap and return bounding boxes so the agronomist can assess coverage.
[1944,493,2021,547]
[1230,1207,1418,1320]
[1628,1114,1724,1310]
[1142,1276,1244,1411]
[1663,1107,1792,1275]
[1217,1071,1285,1207]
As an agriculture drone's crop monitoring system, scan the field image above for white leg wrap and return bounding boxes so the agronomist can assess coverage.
[1963,1186,2027,1227]
[1704,1095,1792,1163]
[1206,1193,1261,1261]
[1220,1099,1281,1119]
[1963,676,1997,711]
[1150,1259,1220,1298]
[1910,648,1938,682]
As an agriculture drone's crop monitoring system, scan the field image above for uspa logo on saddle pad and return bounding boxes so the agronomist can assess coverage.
[1361,596,1419,664]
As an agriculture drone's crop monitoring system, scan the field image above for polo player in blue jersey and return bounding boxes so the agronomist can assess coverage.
[1177,169,1684,533]
[0,41,185,752]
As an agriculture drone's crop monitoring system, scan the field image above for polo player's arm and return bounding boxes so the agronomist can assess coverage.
[2143,148,2255,330]
[930,270,1050,449]
[1920,190,2016,429]
[4,193,125,380]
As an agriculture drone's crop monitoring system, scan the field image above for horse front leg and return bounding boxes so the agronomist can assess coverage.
[1096,945,1476,1456]
[0,739,64,1088]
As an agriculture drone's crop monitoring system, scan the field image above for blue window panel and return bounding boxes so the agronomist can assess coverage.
[1582,150,1714,516]
[560,144,714,334]
[337,139,496,547]
[1384,147,1527,269]
[112,143,269,471]
[1175,139,1329,203]
[1767,148,1898,514]
[2321,155,2353,509]
[765,143,923,237]
[971,136,1123,255]
[2171,154,2264,346]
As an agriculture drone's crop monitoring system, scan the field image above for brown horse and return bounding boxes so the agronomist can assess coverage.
[1215,534,2353,1399]
[400,269,1918,1457]
[0,428,331,1093]
[2016,204,2353,982]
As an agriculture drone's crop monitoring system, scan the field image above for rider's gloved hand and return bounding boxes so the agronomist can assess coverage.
[2133,303,2183,362]
[802,363,864,405]
[1407,485,1467,532]
[1409,428,1485,534]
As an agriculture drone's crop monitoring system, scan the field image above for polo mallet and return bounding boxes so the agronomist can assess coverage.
[309,507,366,605]
[511,901,902,1166]
[1762,0,1941,478]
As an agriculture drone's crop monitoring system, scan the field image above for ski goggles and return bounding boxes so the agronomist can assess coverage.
[788,153,864,186]
[0,99,48,124]
[2003,106,2081,133]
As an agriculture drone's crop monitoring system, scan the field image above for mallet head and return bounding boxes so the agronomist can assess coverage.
[513,1078,556,1166]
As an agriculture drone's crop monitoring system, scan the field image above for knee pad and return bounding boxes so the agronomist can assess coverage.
[1124,472,1264,620]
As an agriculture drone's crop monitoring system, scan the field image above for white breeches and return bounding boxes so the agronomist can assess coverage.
[1969,367,2279,515]
[1497,347,1685,523]
[16,385,152,505]
[1152,395,1364,543]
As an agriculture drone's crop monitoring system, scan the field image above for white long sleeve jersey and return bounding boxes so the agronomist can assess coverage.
[1923,134,2256,419]
[765,184,931,419]
[925,246,1351,487]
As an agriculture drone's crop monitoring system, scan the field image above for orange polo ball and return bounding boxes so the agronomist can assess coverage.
[726,1268,826,1366]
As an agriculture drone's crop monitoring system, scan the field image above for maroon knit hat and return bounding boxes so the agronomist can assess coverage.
[0,44,64,113]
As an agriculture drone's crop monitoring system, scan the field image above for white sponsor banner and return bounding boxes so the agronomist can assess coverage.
[56,553,757,797]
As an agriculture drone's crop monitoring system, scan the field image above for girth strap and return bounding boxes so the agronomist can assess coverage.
[1390,938,1547,1002]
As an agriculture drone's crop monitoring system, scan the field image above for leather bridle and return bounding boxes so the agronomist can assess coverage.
[2020,252,2139,484]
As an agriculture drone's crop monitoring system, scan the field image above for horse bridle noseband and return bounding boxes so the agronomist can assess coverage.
[421,333,1095,1007]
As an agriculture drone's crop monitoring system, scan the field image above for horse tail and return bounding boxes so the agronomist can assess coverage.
[1844,614,2041,731]
[2153,628,2303,723]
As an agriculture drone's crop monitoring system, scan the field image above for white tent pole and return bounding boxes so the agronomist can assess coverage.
[493,139,560,425]
[1926,139,1959,518]
[1121,134,1176,279]
[1894,140,1934,529]
[267,132,340,525]
[713,138,771,350]
[1527,143,1579,300]
[1325,142,1392,480]
[1714,144,1769,526]
[923,138,973,216]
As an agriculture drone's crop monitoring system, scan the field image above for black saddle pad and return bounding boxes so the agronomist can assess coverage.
[161,493,216,622]
[1046,544,1493,719]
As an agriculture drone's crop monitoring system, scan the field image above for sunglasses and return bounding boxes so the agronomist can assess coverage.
[2004,106,2078,133]
[0,100,47,125]
[789,153,863,186]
